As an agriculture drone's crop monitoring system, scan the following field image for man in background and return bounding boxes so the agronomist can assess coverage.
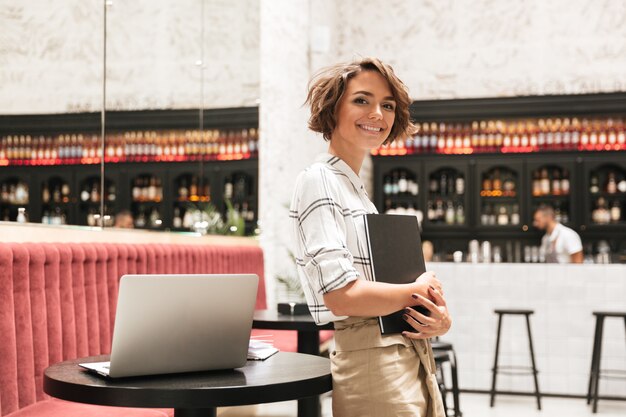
[533,205,583,263]
[114,210,134,229]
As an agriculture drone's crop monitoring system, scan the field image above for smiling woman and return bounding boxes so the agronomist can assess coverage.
[291,58,449,417]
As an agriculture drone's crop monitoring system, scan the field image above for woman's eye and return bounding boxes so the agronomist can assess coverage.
[353,98,367,104]
[383,103,395,111]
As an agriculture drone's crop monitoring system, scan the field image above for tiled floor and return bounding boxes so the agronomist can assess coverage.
[219,392,626,417]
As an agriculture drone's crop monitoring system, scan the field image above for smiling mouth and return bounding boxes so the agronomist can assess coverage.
[357,124,384,134]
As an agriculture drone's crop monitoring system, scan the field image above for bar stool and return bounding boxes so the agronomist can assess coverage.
[586,311,626,413]
[489,309,541,410]
[434,350,451,417]
[432,340,462,417]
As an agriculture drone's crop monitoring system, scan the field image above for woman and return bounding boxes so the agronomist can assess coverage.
[289,57,451,417]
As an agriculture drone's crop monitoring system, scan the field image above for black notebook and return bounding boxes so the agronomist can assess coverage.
[364,213,430,335]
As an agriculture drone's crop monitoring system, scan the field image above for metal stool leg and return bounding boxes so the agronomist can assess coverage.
[436,361,450,417]
[592,316,605,413]
[525,314,541,410]
[587,315,602,405]
[449,349,462,417]
[489,313,503,407]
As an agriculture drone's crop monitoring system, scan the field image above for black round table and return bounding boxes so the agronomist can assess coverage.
[253,309,334,356]
[44,352,331,417]
[253,309,334,417]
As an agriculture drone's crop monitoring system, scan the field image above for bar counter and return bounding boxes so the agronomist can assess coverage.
[429,262,626,397]
[0,221,259,246]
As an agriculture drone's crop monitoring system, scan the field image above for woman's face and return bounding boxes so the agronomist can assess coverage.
[332,70,396,151]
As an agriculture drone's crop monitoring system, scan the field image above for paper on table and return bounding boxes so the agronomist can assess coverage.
[247,339,279,361]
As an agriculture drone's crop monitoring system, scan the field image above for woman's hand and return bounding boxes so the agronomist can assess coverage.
[416,271,443,296]
[402,286,452,340]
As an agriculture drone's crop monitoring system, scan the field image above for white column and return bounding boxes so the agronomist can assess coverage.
[258,0,334,307]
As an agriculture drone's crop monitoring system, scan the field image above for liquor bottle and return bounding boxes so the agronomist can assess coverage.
[80,184,90,202]
[445,201,455,225]
[429,176,438,194]
[391,171,399,194]
[148,177,157,201]
[15,181,29,204]
[502,172,516,197]
[561,169,570,195]
[540,168,550,196]
[17,207,27,223]
[434,200,444,222]
[455,203,465,224]
[439,172,448,197]
[511,204,520,225]
[52,185,61,203]
[398,171,408,194]
[91,183,100,202]
[532,170,541,197]
[107,184,116,202]
[492,169,502,193]
[190,177,199,200]
[132,179,141,201]
[606,172,617,194]
[455,175,465,195]
[149,208,160,227]
[426,201,435,221]
[42,184,50,204]
[551,169,561,196]
[234,175,247,200]
[224,176,233,199]
[179,179,189,200]
[173,207,182,228]
[497,205,509,226]
[610,200,621,223]
[589,175,600,193]
[383,176,392,195]
[482,174,492,195]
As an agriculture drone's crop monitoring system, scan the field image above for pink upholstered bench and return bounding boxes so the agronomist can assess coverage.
[0,242,265,417]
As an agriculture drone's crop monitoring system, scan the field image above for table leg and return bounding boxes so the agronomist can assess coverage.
[174,408,216,417]
[297,331,323,417]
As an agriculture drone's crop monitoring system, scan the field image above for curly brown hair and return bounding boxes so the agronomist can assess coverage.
[305,57,415,145]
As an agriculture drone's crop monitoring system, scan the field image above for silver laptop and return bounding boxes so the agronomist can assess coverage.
[80,274,258,378]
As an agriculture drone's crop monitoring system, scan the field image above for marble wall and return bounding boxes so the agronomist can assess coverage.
[0,0,259,114]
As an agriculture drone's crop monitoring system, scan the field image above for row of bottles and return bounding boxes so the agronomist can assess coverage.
[480,203,521,226]
[80,179,116,203]
[383,170,419,196]
[428,170,465,196]
[372,116,626,156]
[480,168,517,197]
[0,180,29,204]
[132,176,163,202]
[531,167,570,196]
[41,180,71,204]
[589,170,626,194]
[591,198,622,224]
[2,207,28,223]
[0,128,259,165]
[176,175,210,202]
[427,200,465,225]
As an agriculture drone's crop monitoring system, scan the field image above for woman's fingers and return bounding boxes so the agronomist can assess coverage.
[403,313,429,331]
[405,306,437,324]
[411,293,442,318]
[428,286,447,307]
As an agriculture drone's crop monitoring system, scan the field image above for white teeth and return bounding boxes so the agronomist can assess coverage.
[359,125,382,132]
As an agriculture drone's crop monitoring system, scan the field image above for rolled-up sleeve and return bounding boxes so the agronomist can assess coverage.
[291,167,360,297]
[292,169,359,294]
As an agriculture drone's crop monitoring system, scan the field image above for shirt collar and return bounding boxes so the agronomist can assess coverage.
[548,223,563,241]
[315,153,367,195]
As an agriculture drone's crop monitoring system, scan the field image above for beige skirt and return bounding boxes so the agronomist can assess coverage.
[330,316,445,417]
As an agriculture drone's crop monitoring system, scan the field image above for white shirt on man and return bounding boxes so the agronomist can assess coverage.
[540,222,583,264]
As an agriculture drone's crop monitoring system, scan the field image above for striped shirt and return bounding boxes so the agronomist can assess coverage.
[289,153,378,325]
